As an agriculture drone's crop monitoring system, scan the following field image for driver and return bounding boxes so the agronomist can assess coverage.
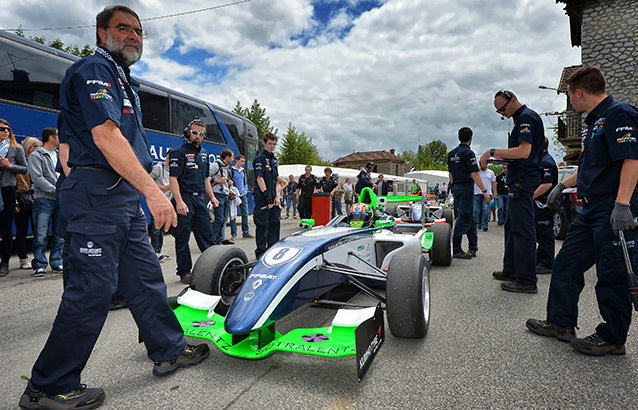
[348,202,374,228]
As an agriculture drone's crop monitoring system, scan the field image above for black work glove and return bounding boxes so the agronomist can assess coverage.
[547,182,566,210]
[611,201,635,235]
[262,189,273,205]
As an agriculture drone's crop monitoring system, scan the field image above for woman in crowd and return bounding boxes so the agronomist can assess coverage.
[15,137,42,270]
[0,119,28,276]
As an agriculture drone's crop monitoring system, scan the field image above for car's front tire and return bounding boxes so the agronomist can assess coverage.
[386,253,430,338]
[191,246,249,315]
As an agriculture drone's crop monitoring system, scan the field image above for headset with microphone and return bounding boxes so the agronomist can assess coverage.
[183,119,204,140]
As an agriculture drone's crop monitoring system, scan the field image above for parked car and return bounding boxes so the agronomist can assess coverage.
[554,166,579,240]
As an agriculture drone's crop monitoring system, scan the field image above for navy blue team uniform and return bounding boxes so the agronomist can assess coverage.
[547,96,638,346]
[535,151,558,271]
[297,173,318,219]
[253,149,280,258]
[448,143,479,254]
[169,141,215,278]
[29,48,186,395]
[502,105,544,286]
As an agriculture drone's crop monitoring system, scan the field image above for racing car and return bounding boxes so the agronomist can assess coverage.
[170,188,437,379]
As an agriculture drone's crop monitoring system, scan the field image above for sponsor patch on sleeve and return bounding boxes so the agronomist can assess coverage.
[89,88,113,101]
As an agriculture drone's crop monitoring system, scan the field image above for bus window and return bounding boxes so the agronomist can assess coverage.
[170,97,225,144]
[0,39,69,110]
[244,121,258,187]
[217,110,244,154]
[139,86,169,132]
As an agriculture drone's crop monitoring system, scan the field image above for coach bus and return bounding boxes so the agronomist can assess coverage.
[0,29,257,211]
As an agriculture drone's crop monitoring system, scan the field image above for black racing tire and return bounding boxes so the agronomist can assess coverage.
[386,253,430,338]
[442,208,454,229]
[428,222,452,266]
[190,246,249,315]
[554,210,567,240]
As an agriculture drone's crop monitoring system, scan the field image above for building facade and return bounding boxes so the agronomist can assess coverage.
[556,0,638,162]
[333,149,405,176]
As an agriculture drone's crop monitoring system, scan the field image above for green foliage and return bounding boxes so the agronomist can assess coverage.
[277,123,323,165]
[401,139,448,171]
[14,28,93,57]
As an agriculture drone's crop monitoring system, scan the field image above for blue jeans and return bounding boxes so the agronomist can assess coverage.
[284,194,296,217]
[334,199,342,215]
[452,184,477,253]
[233,193,250,235]
[212,193,230,244]
[498,194,509,223]
[32,198,65,269]
[473,194,489,228]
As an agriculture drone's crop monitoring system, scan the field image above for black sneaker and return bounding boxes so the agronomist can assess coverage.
[501,281,538,294]
[0,263,8,277]
[19,380,105,409]
[526,318,575,342]
[492,271,515,281]
[221,239,234,245]
[453,251,472,259]
[179,273,192,284]
[570,332,626,356]
[153,343,210,376]
[536,265,552,274]
[467,249,477,257]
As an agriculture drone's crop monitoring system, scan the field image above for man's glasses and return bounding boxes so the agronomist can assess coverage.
[0,127,10,132]
[108,24,148,38]
[190,130,206,137]
[496,99,511,113]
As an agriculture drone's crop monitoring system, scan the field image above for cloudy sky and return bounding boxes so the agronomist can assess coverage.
[2,0,581,163]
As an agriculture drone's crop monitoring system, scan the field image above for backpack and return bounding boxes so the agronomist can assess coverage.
[344,189,354,203]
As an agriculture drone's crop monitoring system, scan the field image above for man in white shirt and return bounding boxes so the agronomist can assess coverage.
[473,162,496,231]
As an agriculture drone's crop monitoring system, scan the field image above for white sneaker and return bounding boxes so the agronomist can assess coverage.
[20,258,31,270]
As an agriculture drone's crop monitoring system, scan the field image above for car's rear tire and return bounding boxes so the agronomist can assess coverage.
[386,254,430,338]
[442,208,454,229]
[428,222,452,266]
[191,246,249,315]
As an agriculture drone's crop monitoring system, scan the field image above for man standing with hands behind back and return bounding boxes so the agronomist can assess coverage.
[481,90,544,294]
[448,127,490,259]
[20,6,209,409]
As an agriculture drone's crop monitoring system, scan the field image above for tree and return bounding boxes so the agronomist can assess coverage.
[417,139,448,170]
[400,149,418,170]
[14,27,93,58]
[277,123,321,165]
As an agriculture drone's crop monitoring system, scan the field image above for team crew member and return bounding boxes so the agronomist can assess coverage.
[297,165,319,219]
[527,66,638,356]
[20,6,209,409]
[533,137,558,275]
[169,119,218,284]
[253,132,281,259]
[355,162,375,194]
[448,127,490,259]
[320,167,338,217]
[481,90,544,293]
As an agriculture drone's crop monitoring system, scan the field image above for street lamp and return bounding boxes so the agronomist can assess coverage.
[538,85,565,94]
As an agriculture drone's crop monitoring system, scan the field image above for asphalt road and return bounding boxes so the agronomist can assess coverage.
[1,217,638,409]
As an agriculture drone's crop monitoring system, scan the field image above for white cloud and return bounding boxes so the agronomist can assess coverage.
[1,0,580,164]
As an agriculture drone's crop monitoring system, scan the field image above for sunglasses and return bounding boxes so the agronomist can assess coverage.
[190,130,206,137]
[0,126,10,132]
[496,99,511,113]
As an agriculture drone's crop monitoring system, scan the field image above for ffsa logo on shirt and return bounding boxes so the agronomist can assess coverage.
[79,241,103,257]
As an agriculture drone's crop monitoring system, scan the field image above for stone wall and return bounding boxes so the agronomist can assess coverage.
[581,0,638,105]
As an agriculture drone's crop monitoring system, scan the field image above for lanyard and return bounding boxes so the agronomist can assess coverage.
[95,47,141,112]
